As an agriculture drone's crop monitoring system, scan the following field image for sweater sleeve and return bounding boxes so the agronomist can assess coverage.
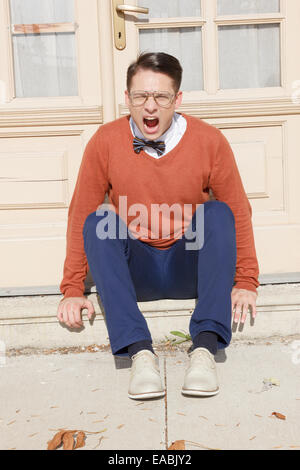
[59,128,109,299]
[209,130,260,294]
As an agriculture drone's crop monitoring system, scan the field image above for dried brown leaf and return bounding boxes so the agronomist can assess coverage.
[271,412,286,420]
[74,431,86,449]
[47,429,78,450]
[47,430,67,450]
[117,424,125,429]
[62,431,76,450]
[168,440,185,450]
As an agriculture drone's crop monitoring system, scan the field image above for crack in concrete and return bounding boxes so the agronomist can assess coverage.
[164,356,168,450]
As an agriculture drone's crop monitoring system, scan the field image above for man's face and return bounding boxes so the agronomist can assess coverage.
[125,69,182,141]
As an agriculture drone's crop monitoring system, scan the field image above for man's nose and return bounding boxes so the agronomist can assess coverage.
[144,96,158,112]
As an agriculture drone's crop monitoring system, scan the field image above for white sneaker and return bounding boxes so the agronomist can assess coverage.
[182,347,219,397]
[128,350,165,400]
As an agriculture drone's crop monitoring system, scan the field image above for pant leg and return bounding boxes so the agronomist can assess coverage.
[163,200,237,349]
[82,209,166,356]
[83,200,236,355]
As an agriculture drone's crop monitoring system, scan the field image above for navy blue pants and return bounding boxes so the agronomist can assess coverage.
[83,200,237,357]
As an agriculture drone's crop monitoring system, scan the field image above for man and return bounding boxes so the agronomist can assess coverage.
[57,52,259,400]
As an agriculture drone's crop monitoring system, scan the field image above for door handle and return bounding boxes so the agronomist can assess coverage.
[116,5,149,14]
[112,1,149,51]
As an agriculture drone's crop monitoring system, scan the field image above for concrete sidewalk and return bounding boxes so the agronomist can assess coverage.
[1,337,300,450]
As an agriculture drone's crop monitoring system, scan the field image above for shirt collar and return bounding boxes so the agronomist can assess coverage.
[130,113,178,143]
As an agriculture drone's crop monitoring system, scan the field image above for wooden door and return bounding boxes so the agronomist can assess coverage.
[0,0,299,296]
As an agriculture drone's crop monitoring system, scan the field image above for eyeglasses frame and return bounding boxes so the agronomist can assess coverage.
[128,90,178,108]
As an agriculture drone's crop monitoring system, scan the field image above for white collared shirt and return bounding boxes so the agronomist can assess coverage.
[130,112,187,159]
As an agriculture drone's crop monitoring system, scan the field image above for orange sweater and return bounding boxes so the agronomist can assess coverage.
[60,114,259,298]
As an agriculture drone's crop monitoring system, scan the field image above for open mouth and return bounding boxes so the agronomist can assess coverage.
[143,117,159,134]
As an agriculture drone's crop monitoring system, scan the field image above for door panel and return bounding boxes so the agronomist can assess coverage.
[0,127,99,292]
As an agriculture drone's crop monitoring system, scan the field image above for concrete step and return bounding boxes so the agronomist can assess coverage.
[0,283,300,350]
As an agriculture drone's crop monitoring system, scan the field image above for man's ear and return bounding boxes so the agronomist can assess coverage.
[175,91,183,109]
[125,90,130,107]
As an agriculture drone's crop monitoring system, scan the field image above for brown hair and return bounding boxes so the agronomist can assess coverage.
[127,52,183,92]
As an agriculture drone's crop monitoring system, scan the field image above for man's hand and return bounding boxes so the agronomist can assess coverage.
[231,287,257,324]
[57,297,95,329]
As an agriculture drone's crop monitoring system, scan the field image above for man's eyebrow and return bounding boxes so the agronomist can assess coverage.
[130,90,173,94]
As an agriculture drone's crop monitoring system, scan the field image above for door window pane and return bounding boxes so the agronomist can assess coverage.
[138,0,201,18]
[218,24,281,89]
[10,0,74,23]
[12,34,78,97]
[9,0,78,97]
[139,27,203,91]
[217,0,279,15]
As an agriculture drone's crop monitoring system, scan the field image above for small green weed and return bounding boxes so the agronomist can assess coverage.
[168,330,192,345]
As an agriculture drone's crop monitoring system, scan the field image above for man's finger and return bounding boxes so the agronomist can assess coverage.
[241,303,249,324]
[231,297,237,316]
[234,303,242,323]
[57,305,64,322]
[63,304,72,328]
[67,307,82,329]
[69,310,77,328]
[73,308,83,328]
[251,303,257,319]
[60,305,67,324]
[84,301,95,320]
[81,299,95,319]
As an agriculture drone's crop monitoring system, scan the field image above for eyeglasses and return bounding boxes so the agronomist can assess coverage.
[129,91,177,108]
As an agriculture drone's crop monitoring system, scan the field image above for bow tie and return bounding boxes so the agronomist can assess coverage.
[133,137,166,156]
